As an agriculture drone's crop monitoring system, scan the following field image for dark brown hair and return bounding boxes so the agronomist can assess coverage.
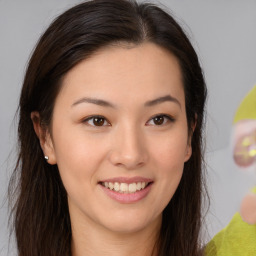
[9,0,207,255]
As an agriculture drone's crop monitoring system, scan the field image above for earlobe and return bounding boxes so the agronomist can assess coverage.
[184,145,192,162]
[31,111,57,165]
[184,119,196,162]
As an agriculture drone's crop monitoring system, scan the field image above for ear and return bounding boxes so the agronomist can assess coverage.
[184,117,197,162]
[31,111,57,165]
[184,138,193,162]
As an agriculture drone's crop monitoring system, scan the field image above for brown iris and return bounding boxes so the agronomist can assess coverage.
[93,117,105,126]
[153,116,164,125]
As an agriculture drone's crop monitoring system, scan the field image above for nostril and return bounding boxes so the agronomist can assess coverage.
[108,151,147,170]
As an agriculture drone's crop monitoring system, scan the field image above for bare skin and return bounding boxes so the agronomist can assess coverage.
[71,209,161,256]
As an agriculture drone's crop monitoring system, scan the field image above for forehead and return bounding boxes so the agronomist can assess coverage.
[57,42,185,107]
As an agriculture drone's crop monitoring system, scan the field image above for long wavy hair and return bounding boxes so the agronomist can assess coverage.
[9,0,207,255]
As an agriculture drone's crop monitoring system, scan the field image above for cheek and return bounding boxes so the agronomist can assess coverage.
[52,129,110,210]
[149,129,187,202]
[52,125,108,184]
[147,132,187,212]
[150,130,188,174]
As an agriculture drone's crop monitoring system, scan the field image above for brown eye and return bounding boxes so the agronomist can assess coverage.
[93,117,105,126]
[83,116,109,127]
[146,114,174,126]
[153,116,164,125]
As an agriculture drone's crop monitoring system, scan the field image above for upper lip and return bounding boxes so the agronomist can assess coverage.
[99,176,153,184]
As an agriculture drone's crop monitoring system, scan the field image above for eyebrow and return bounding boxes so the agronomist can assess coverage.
[71,94,181,108]
[72,97,116,108]
[144,95,181,108]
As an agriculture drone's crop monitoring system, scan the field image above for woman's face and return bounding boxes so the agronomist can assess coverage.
[45,42,192,234]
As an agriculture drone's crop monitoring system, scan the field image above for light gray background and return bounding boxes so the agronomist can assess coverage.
[0,0,256,255]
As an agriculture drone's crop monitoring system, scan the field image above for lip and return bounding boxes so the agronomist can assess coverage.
[98,176,153,204]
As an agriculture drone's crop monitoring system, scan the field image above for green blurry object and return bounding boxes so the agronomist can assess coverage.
[233,86,256,123]
[205,211,256,256]
[205,86,256,255]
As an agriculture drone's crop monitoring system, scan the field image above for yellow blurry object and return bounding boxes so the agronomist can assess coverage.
[233,86,256,123]
[205,210,256,256]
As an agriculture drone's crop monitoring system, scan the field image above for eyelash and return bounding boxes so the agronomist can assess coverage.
[146,114,175,126]
[82,115,110,127]
[82,114,175,127]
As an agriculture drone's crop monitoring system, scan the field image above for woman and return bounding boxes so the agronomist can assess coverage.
[9,0,207,255]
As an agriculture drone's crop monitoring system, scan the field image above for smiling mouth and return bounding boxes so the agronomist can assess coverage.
[99,181,152,194]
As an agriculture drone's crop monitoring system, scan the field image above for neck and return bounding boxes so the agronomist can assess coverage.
[71,213,161,256]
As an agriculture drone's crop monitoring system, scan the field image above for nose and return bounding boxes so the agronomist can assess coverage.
[108,125,148,170]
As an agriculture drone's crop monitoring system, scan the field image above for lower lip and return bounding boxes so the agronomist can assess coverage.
[99,183,153,204]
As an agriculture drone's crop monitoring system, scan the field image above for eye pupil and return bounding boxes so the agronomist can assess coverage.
[93,117,105,126]
[153,116,164,125]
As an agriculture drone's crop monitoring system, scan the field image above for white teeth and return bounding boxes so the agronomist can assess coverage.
[109,182,114,190]
[120,183,128,193]
[102,181,149,193]
[128,183,137,193]
[136,182,142,190]
[114,182,119,191]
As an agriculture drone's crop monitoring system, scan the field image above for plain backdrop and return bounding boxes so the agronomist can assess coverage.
[1,0,256,255]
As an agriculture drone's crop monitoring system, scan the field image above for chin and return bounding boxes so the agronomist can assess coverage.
[100,211,161,235]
